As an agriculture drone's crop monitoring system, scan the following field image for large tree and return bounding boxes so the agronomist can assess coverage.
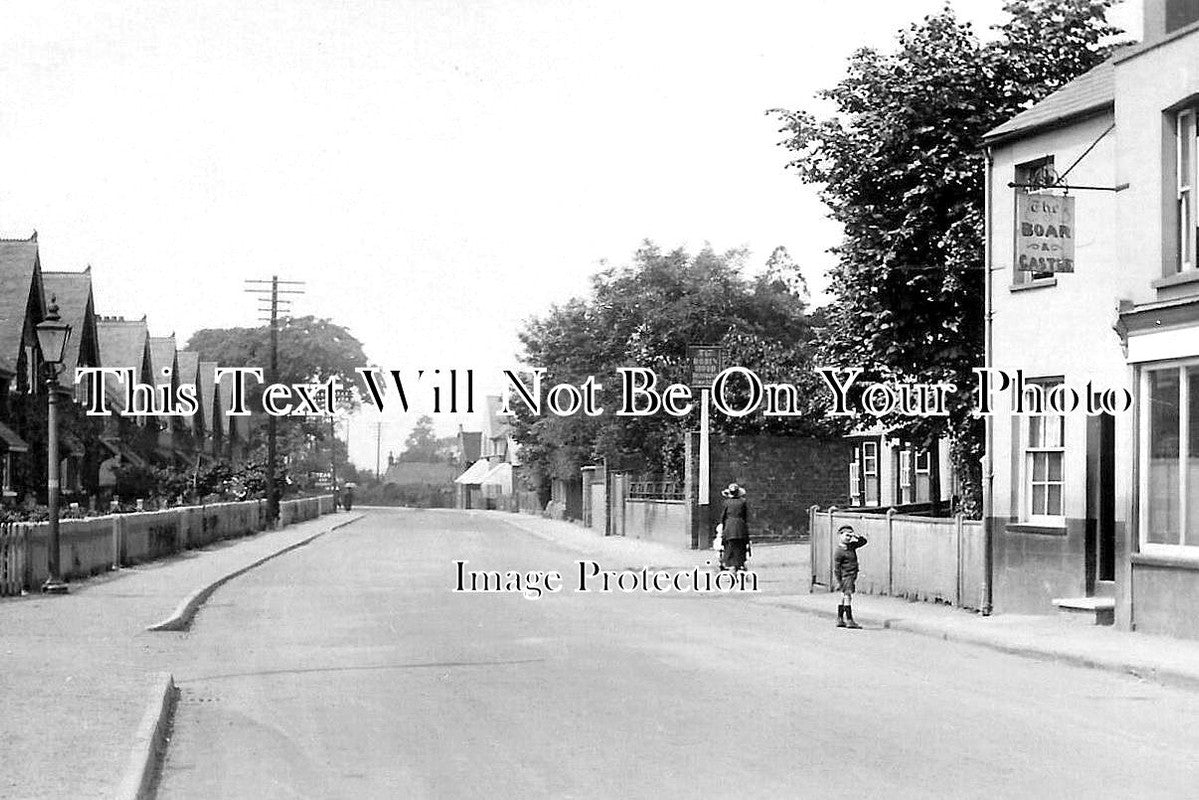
[186,315,369,486]
[772,0,1120,515]
[512,241,840,484]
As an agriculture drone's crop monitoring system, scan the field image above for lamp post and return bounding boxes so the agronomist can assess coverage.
[36,296,72,594]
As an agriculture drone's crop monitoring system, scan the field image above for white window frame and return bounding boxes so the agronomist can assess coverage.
[1177,108,1197,274]
[1139,359,1199,555]
[1024,405,1066,526]
[898,449,912,489]
[849,458,861,505]
[862,441,879,505]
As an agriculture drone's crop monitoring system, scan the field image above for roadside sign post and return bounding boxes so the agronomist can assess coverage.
[688,346,725,506]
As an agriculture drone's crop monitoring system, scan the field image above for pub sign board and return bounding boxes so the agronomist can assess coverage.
[1016,191,1075,273]
[688,345,725,390]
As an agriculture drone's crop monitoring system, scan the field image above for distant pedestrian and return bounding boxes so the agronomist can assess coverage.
[718,483,750,571]
[834,525,868,629]
[343,483,356,511]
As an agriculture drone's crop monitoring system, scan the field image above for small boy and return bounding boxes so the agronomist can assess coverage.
[833,525,868,629]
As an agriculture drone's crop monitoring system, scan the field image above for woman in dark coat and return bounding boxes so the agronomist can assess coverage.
[719,483,750,571]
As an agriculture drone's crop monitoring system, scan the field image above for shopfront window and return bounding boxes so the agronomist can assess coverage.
[1142,363,1199,549]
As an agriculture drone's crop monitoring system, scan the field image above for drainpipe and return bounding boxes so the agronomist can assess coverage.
[981,146,995,616]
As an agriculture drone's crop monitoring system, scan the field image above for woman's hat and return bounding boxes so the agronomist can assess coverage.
[721,483,745,498]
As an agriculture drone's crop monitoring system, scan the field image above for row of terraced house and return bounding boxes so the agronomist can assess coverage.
[0,232,248,508]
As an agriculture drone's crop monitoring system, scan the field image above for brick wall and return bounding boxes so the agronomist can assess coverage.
[688,433,853,544]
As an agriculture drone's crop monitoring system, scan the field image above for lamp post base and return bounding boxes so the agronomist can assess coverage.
[41,577,69,595]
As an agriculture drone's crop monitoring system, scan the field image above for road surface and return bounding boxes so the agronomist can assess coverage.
[158,508,1199,798]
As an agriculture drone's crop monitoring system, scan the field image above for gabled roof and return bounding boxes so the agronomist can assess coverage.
[984,60,1115,145]
[217,368,242,440]
[96,317,150,412]
[42,269,95,390]
[481,395,511,440]
[176,351,201,432]
[148,334,178,386]
[383,460,460,486]
[198,360,219,433]
[455,458,496,484]
[0,234,44,375]
[459,430,482,462]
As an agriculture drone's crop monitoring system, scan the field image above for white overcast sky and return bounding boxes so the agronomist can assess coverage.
[0,0,1139,469]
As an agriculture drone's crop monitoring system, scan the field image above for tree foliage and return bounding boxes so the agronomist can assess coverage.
[771,0,1121,515]
[186,315,368,480]
[512,241,841,482]
[186,315,370,395]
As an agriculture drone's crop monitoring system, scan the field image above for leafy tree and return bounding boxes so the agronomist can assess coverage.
[399,415,441,462]
[771,0,1120,516]
[186,315,369,394]
[512,241,842,483]
[187,315,369,483]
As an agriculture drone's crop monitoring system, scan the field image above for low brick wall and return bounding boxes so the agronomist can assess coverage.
[6,495,335,592]
[687,433,853,547]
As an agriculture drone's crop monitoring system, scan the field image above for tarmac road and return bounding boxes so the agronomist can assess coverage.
[157,508,1199,799]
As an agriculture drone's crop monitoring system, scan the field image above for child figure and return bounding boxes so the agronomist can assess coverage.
[833,525,868,629]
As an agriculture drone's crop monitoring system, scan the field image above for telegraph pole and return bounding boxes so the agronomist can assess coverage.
[375,421,383,481]
[245,275,305,526]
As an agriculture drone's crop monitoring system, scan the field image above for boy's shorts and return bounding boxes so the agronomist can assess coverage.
[838,575,857,594]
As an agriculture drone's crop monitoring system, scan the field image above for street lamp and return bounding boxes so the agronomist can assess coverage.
[36,296,72,594]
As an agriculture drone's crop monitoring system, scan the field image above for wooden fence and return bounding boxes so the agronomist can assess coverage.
[810,507,986,610]
[0,495,336,597]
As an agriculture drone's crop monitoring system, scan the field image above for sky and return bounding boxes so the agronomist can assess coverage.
[0,0,1140,470]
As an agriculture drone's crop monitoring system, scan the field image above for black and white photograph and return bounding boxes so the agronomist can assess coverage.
[2,0,1199,797]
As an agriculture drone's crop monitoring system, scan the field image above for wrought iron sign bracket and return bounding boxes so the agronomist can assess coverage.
[1008,181,1129,193]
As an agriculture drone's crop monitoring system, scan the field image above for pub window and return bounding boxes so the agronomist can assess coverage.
[1177,108,1197,275]
[1141,362,1199,550]
[1025,395,1065,524]
[1014,156,1056,284]
[1,452,10,495]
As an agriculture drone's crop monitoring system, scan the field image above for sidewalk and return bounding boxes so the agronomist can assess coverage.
[0,511,360,800]
[495,510,1199,693]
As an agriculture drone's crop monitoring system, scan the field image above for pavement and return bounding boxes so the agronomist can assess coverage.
[498,510,1199,692]
[155,508,1199,798]
[0,510,361,800]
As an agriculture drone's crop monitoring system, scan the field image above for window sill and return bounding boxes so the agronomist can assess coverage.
[1010,278,1057,292]
[1006,522,1068,536]
[1151,270,1199,291]
[1132,551,1199,571]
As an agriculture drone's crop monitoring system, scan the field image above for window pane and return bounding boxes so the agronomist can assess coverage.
[1047,484,1062,516]
[1032,485,1047,516]
[1048,452,1063,482]
[1045,416,1064,448]
[1032,452,1047,481]
[1148,369,1181,544]
[1029,416,1043,448]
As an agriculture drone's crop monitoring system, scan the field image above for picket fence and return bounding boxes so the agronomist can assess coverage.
[810,506,986,611]
[0,495,336,596]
